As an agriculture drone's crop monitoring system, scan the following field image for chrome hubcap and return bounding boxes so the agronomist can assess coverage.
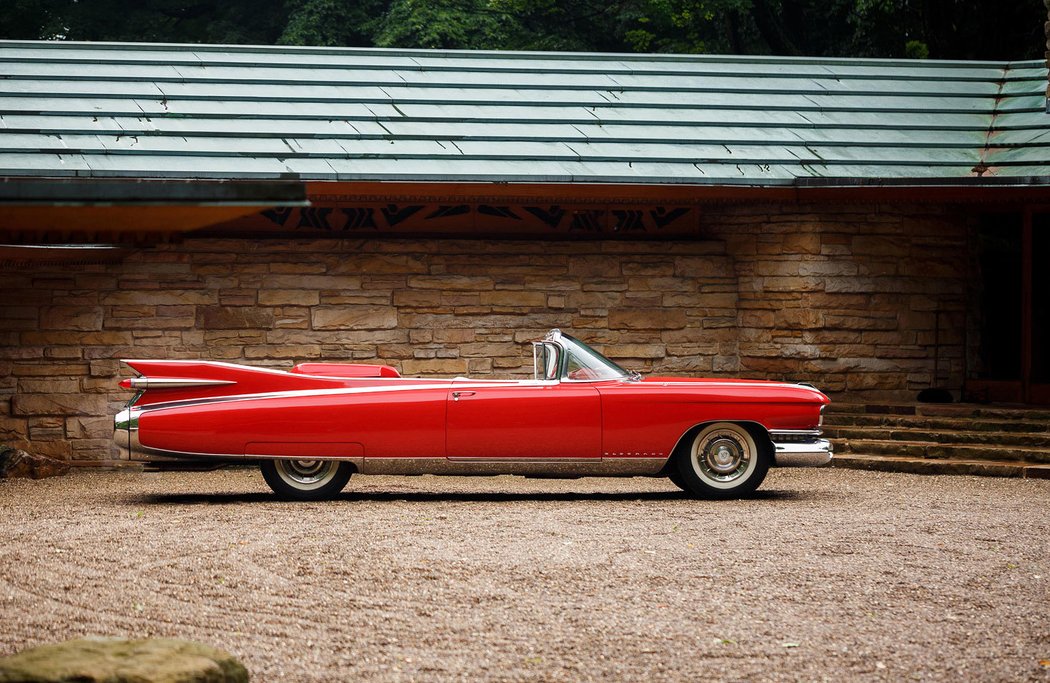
[694,429,752,483]
[707,439,742,473]
[275,459,338,489]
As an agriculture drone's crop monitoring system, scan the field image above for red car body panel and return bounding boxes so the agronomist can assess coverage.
[446,381,602,459]
[136,381,450,459]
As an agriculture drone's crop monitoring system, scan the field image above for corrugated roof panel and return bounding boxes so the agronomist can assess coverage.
[5,115,888,145]
[0,152,93,175]
[992,95,1047,113]
[985,146,1050,164]
[0,96,169,115]
[79,153,338,178]
[995,111,1050,129]
[1000,78,1047,96]
[0,114,393,138]
[153,100,399,119]
[0,133,987,169]
[1,79,166,97]
[593,91,999,112]
[990,129,1050,146]
[0,39,1047,185]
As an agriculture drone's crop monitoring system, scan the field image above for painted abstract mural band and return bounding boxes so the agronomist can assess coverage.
[208,203,699,238]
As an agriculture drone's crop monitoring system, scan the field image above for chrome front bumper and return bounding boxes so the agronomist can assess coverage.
[770,430,833,467]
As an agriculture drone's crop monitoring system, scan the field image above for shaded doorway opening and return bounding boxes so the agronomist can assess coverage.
[966,210,1050,404]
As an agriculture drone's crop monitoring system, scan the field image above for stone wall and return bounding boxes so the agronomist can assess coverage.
[712,203,971,395]
[0,202,974,463]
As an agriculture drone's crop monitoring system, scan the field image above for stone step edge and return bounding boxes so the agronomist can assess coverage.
[830,437,1050,455]
[830,454,1050,479]
[822,426,1050,444]
[823,411,1045,428]
[826,403,1050,421]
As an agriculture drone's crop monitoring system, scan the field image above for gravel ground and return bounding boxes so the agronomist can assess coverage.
[0,467,1047,682]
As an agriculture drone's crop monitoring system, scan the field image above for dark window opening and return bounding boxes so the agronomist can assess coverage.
[1032,214,1050,385]
[973,214,1023,382]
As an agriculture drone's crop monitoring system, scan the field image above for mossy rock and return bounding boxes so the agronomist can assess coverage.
[0,638,248,682]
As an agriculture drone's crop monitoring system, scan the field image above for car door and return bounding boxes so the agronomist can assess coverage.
[445,380,601,459]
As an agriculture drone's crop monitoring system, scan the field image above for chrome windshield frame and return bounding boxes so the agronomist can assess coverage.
[532,340,563,381]
[533,329,637,383]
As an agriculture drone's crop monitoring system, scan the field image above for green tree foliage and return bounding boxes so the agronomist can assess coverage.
[0,0,1045,60]
[0,0,288,44]
[845,0,1046,60]
[371,0,520,50]
[279,0,387,47]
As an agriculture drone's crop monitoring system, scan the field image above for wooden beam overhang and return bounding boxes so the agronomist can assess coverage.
[198,180,1050,240]
[0,177,308,244]
[5,177,1050,245]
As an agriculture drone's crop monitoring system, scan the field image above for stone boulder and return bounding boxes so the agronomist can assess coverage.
[0,638,248,683]
[0,446,70,479]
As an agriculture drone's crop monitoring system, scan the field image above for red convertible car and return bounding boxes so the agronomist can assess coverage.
[114,329,831,500]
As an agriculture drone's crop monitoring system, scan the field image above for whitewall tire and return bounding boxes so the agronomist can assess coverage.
[260,459,353,501]
[674,422,770,499]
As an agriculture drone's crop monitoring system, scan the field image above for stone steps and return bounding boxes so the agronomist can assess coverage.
[829,437,1050,464]
[827,413,1050,433]
[828,402,1050,421]
[822,425,1050,449]
[824,402,1050,475]
[830,454,1050,479]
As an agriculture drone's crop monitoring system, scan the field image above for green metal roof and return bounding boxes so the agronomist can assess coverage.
[0,40,1048,186]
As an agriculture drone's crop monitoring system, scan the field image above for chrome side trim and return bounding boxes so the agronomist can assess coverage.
[120,382,459,413]
[129,377,236,390]
[772,439,833,467]
[359,457,667,477]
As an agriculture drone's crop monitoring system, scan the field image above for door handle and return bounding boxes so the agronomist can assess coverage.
[451,391,476,401]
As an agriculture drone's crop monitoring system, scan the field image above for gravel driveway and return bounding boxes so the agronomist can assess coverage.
[0,467,1047,682]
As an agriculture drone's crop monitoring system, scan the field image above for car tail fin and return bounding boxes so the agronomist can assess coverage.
[119,359,351,407]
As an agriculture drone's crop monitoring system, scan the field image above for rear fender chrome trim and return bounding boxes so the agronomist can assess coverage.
[128,377,237,390]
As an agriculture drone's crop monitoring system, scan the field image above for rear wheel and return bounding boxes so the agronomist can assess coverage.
[675,422,770,499]
[260,459,352,501]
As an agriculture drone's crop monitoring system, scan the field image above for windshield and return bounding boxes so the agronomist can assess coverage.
[532,330,636,381]
[560,333,629,381]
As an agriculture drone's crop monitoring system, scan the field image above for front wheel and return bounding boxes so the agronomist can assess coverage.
[674,422,770,499]
[260,459,353,501]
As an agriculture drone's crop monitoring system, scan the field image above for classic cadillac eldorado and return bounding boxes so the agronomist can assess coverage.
[114,329,831,500]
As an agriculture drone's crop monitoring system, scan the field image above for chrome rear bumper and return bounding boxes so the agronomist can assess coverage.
[770,430,833,467]
[113,406,138,452]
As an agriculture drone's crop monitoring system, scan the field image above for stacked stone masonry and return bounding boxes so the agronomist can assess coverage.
[0,202,973,462]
